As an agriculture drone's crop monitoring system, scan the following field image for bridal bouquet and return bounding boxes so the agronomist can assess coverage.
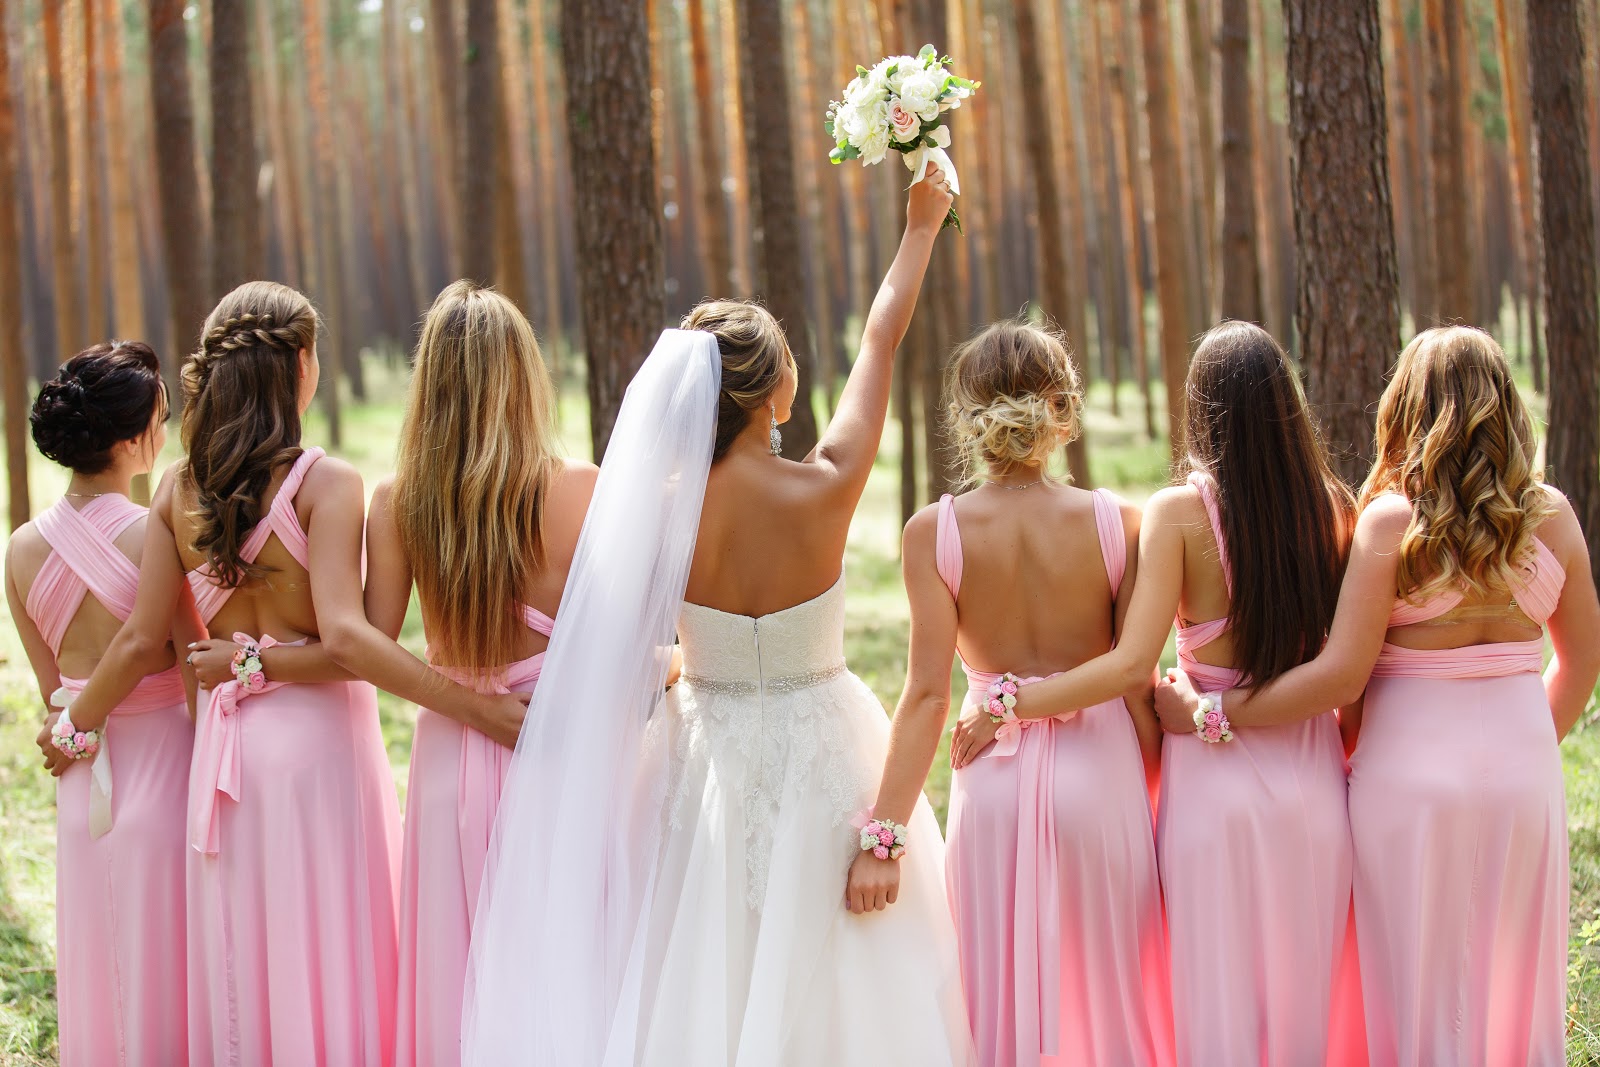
[825,44,979,231]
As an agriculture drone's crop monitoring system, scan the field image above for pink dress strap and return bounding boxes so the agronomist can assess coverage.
[1187,471,1232,594]
[187,448,325,622]
[935,494,963,598]
[27,497,146,653]
[1175,474,1243,693]
[1091,488,1126,593]
[521,603,556,637]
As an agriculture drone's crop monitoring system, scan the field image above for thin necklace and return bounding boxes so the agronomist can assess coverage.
[63,490,114,499]
[988,479,1042,491]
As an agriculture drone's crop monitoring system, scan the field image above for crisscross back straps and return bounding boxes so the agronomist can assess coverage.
[28,496,147,653]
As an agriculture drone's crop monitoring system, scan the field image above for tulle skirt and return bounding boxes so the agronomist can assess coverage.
[1348,673,1566,1067]
[55,700,193,1066]
[186,679,402,1067]
[625,672,975,1066]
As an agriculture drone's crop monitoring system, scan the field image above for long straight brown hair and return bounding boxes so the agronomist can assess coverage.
[1183,321,1354,686]
[391,281,559,678]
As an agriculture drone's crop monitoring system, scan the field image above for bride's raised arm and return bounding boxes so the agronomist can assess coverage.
[809,170,954,496]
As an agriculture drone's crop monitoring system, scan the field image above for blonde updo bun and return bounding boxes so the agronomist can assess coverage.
[946,320,1083,487]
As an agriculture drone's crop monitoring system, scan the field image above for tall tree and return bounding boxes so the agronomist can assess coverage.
[1494,0,1544,390]
[1182,0,1217,320]
[301,0,342,441]
[83,4,108,341]
[563,0,666,456]
[1424,0,1474,322]
[428,0,461,276]
[1216,0,1260,322]
[149,0,206,399]
[43,0,80,361]
[735,0,819,457]
[686,0,732,296]
[1139,0,1193,456]
[1107,0,1156,439]
[0,1,30,527]
[100,0,145,343]
[1015,0,1090,484]
[459,0,498,284]
[1530,0,1600,577]
[1284,0,1400,483]
[211,0,260,297]
[528,0,568,354]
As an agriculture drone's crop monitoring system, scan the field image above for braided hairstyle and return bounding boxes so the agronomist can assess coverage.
[31,341,167,474]
[181,281,320,587]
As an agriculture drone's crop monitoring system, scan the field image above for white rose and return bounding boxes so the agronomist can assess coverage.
[896,69,943,123]
[856,123,891,165]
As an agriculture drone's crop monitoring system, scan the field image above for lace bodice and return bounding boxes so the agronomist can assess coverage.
[677,576,848,692]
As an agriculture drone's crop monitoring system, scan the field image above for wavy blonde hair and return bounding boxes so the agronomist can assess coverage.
[1360,326,1553,602]
[945,319,1083,488]
[392,281,560,677]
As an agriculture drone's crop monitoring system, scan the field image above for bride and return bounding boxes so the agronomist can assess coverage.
[462,173,972,1065]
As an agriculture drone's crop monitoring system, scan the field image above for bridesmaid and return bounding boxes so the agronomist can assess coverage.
[1159,326,1600,1066]
[8,343,196,1064]
[362,283,594,1065]
[853,320,1173,1066]
[62,281,510,1064]
[1009,322,1363,1065]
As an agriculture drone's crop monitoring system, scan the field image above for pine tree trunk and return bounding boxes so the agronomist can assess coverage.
[459,0,498,285]
[1138,0,1193,459]
[0,3,30,526]
[1424,0,1474,322]
[301,0,342,442]
[383,0,431,317]
[1107,0,1156,439]
[719,0,752,295]
[1216,0,1260,323]
[148,0,205,401]
[1284,0,1400,484]
[210,0,260,298]
[44,0,81,360]
[1495,0,1545,389]
[528,0,567,360]
[82,5,107,341]
[735,0,819,458]
[1083,0,1127,414]
[1530,0,1600,580]
[1182,0,1217,322]
[687,0,732,296]
[100,0,145,342]
[428,0,461,276]
[562,0,666,457]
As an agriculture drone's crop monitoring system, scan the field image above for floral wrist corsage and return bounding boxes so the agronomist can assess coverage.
[1193,694,1234,744]
[48,687,99,760]
[986,672,1022,728]
[858,816,908,861]
[231,641,267,693]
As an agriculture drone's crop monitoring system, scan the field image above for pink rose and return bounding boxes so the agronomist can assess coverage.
[1000,679,1018,696]
[988,697,1006,716]
[873,845,890,860]
[248,672,266,690]
[1204,710,1221,727]
[73,732,87,747]
[877,827,896,846]
[888,101,920,142]
[1204,725,1222,742]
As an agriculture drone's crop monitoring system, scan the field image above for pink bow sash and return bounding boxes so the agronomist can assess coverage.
[60,665,186,839]
[961,669,1072,760]
[188,634,288,854]
[432,650,546,919]
[1370,637,1544,679]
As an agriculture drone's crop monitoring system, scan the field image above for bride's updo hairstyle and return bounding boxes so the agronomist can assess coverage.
[681,299,795,462]
[31,341,166,473]
[945,319,1083,487]
[181,280,319,587]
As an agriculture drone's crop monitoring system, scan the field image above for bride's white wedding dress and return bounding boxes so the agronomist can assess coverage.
[629,576,973,1065]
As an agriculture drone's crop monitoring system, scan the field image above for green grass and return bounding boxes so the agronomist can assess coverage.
[0,357,1596,1064]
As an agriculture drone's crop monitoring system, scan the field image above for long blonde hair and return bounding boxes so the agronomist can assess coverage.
[1360,326,1553,602]
[392,281,560,675]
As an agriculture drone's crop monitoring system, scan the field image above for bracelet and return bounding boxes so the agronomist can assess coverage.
[231,641,267,693]
[49,693,100,761]
[857,814,908,861]
[986,672,1022,728]
[1193,694,1234,744]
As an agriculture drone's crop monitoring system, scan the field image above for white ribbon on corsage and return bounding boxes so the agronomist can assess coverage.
[51,686,113,839]
[904,126,960,195]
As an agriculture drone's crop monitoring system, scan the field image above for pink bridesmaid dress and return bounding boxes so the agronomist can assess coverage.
[184,448,402,1066]
[942,488,1175,1067]
[28,496,193,1065]
[1158,472,1362,1066]
[395,604,553,1067]
[1349,505,1567,1066]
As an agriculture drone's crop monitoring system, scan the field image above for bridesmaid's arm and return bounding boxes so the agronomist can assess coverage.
[307,460,529,748]
[1010,488,1187,722]
[846,507,954,915]
[8,538,70,775]
[169,582,206,718]
[1112,502,1163,787]
[363,477,412,641]
[1165,499,1408,730]
[1537,491,1600,740]
[63,469,193,733]
[807,174,953,499]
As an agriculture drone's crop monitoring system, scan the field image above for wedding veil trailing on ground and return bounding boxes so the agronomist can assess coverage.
[461,329,722,1065]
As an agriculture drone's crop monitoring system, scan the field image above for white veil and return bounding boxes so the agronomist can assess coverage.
[461,329,722,1065]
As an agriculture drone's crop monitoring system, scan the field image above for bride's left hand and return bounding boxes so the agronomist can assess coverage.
[949,707,999,769]
[845,850,900,914]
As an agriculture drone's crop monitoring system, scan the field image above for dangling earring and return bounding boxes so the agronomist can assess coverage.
[768,405,783,456]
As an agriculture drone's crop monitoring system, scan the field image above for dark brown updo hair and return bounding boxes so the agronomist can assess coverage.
[680,299,794,462]
[945,319,1084,487]
[31,341,167,474]
[181,281,319,587]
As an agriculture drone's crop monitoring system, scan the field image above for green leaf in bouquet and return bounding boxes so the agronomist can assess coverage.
[917,43,938,62]
[856,65,869,77]
[830,143,860,164]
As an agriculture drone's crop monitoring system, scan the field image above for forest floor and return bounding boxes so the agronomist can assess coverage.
[1,356,1597,1064]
